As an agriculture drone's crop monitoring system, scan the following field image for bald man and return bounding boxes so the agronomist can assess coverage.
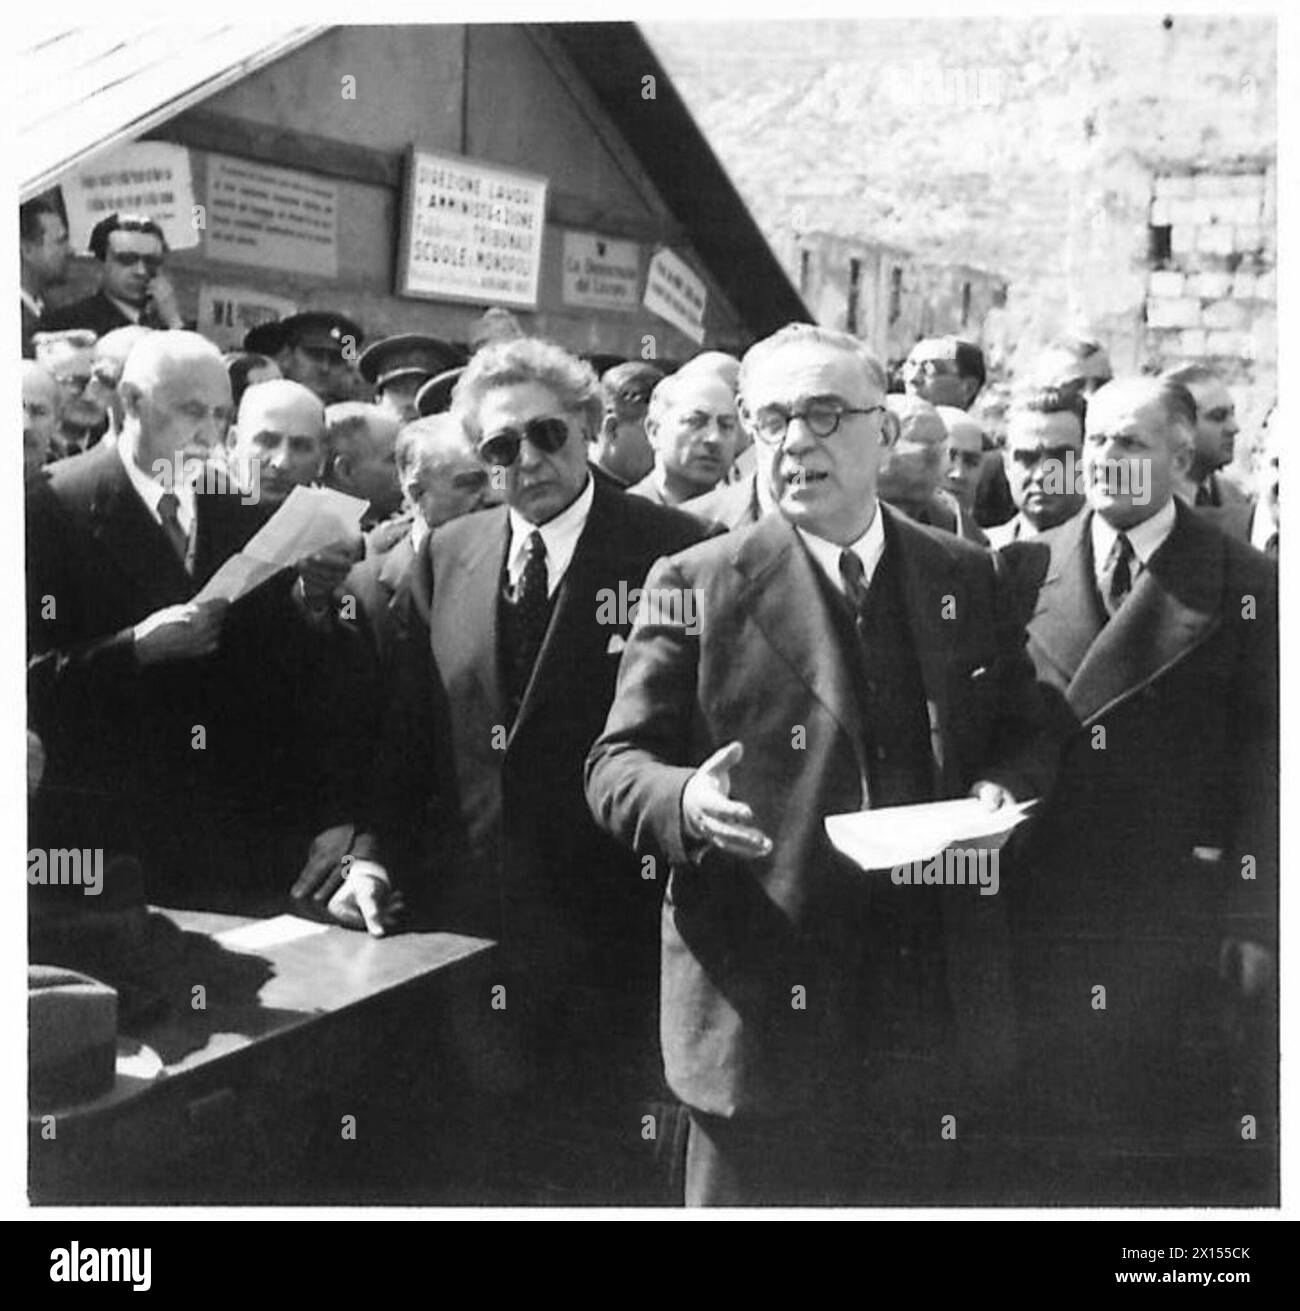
[880,394,987,544]
[27,331,360,909]
[323,401,403,528]
[627,370,739,505]
[22,360,59,477]
[937,405,985,516]
[1006,376,1277,1202]
[227,379,327,508]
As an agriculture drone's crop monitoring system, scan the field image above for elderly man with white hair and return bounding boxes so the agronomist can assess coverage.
[27,330,360,909]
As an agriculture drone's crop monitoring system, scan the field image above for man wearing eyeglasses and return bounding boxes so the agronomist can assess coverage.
[32,329,112,457]
[40,212,184,337]
[310,337,710,1202]
[1162,363,1252,511]
[585,323,1059,1206]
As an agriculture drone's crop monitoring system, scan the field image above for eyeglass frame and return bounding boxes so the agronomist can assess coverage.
[745,400,886,444]
[477,415,573,467]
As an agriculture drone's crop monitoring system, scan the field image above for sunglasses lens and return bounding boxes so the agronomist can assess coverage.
[527,417,570,453]
[480,432,521,466]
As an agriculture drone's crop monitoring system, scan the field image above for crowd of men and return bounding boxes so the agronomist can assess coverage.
[23,203,1278,1207]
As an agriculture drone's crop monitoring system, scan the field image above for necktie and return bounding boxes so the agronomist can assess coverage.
[1100,531,1134,618]
[839,549,870,619]
[158,492,189,569]
[513,529,550,673]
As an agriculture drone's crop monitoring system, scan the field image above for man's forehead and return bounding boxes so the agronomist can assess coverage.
[478,379,563,419]
[907,338,958,364]
[1086,389,1164,433]
[748,343,873,397]
[668,375,736,411]
[108,229,162,252]
[23,368,59,399]
[241,395,322,435]
[1008,409,1082,444]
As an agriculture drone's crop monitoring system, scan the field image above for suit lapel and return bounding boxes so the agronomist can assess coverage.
[733,513,868,780]
[887,507,960,787]
[1067,503,1224,722]
[1025,510,1104,688]
[431,508,507,729]
[86,444,193,606]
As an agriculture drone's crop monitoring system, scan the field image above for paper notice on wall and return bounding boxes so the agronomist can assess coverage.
[62,142,198,253]
[197,283,298,351]
[643,247,708,344]
[206,154,339,278]
[398,148,548,309]
[562,231,641,311]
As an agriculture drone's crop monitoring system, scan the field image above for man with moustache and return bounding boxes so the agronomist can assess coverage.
[309,338,711,1202]
[627,370,740,506]
[585,323,1058,1206]
[1007,376,1277,1202]
[26,333,358,907]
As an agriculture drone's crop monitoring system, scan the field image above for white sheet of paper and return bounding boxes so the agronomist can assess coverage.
[192,485,368,604]
[216,915,332,952]
[824,797,1036,872]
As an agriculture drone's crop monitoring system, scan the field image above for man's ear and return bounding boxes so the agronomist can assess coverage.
[598,412,617,445]
[118,380,144,419]
[880,408,901,448]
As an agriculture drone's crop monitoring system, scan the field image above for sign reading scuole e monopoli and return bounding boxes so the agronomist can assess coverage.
[397,147,548,309]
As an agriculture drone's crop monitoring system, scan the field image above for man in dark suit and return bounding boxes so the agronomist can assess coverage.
[39,213,184,337]
[626,370,740,507]
[20,197,71,357]
[309,338,711,1202]
[1006,376,1277,1203]
[585,324,1059,1206]
[27,332,359,909]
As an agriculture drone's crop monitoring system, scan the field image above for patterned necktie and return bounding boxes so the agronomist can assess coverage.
[839,549,870,620]
[157,492,189,569]
[1100,531,1134,618]
[514,529,550,671]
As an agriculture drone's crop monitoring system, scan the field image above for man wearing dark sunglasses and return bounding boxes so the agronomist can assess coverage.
[40,212,184,337]
[310,336,711,1202]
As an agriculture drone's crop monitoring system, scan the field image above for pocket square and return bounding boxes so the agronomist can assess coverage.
[606,633,627,655]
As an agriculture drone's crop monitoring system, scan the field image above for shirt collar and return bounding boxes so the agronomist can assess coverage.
[20,288,43,317]
[1091,496,1177,578]
[796,499,887,594]
[117,440,197,534]
[507,473,595,598]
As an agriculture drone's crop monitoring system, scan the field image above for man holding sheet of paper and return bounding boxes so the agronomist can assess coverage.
[586,324,1061,1205]
[27,333,363,908]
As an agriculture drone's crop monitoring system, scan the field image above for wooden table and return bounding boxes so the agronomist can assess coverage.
[30,907,495,1203]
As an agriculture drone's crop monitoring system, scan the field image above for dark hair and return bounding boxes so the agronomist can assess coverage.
[222,351,277,408]
[88,212,167,262]
[1010,384,1087,425]
[952,338,986,391]
[19,197,62,244]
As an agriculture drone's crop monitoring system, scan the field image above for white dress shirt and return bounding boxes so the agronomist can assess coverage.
[1090,497,1176,592]
[119,442,198,536]
[796,499,888,596]
[505,473,594,599]
[1250,499,1278,554]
